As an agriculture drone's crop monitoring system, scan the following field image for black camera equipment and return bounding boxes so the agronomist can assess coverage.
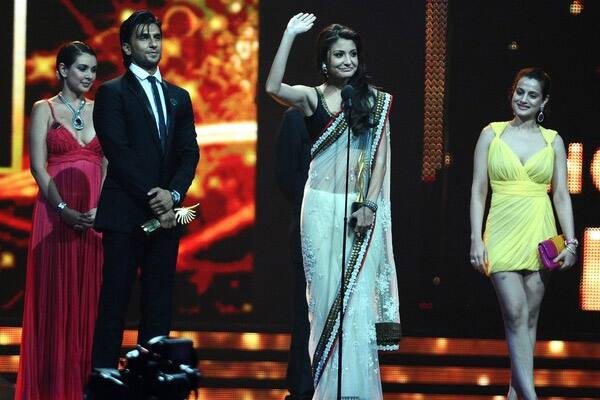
[87,336,202,399]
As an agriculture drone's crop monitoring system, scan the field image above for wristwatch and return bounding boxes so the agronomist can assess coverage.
[170,190,181,205]
[56,201,67,213]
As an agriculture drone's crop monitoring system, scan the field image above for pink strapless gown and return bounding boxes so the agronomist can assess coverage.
[16,104,104,400]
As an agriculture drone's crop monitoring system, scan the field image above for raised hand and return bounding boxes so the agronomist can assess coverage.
[285,13,316,36]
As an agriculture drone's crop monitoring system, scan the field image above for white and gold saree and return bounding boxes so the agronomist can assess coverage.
[301,90,400,400]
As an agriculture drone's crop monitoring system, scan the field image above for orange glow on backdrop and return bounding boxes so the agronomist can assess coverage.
[580,228,600,311]
[567,142,583,194]
[0,0,258,323]
[422,0,448,182]
[592,148,600,192]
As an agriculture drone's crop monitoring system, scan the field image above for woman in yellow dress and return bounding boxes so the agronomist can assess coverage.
[469,67,577,400]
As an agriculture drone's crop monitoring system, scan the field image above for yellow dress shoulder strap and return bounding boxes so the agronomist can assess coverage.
[489,121,509,137]
[539,125,558,146]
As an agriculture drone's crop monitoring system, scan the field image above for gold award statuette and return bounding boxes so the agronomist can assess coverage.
[141,203,200,236]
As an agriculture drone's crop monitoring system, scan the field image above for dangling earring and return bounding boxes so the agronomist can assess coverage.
[321,62,328,77]
[537,105,545,123]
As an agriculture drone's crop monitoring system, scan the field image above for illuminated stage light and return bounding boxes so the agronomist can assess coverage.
[477,374,490,386]
[0,355,19,372]
[239,78,252,91]
[3,0,27,174]
[580,228,600,311]
[0,334,10,345]
[229,1,243,14]
[570,0,584,15]
[567,142,583,194]
[120,8,135,22]
[241,332,260,350]
[209,15,228,32]
[393,374,409,384]
[196,121,257,145]
[0,252,15,269]
[422,0,448,182]
[236,39,253,60]
[548,340,565,355]
[162,38,182,58]
[434,337,448,353]
[243,150,256,166]
[507,40,519,51]
[208,176,222,189]
[591,148,600,191]
[26,53,56,81]
[443,154,451,167]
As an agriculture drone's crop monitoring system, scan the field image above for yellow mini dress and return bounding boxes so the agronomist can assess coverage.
[484,121,558,275]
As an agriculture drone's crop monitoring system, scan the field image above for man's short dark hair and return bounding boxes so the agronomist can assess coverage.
[119,10,162,67]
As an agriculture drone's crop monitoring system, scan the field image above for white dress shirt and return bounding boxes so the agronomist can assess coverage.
[129,63,168,136]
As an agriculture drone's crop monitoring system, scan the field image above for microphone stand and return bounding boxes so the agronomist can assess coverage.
[337,93,352,400]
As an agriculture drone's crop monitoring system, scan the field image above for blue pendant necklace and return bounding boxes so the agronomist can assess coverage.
[58,92,86,130]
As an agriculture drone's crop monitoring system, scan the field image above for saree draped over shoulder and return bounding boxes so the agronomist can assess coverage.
[301,89,400,400]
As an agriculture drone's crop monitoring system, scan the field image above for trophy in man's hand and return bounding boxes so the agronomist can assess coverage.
[141,203,200,235]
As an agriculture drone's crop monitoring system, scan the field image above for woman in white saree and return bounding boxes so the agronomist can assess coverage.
[266,13,400,400]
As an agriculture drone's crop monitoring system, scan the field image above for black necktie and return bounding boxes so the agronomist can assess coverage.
[147,75,167,152]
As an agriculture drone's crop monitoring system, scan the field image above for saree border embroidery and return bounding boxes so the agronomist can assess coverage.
[310,111,347,160]
[368,92,392,169]
[310,90,393,387]
[312,223,375,386]
[310,91,392,161]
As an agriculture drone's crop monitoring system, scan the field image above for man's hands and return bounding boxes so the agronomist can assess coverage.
[157,209,176,229]
[148,187,177,229]
[148,187,174,215]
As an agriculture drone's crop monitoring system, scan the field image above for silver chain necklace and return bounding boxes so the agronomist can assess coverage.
[58,92,86,130]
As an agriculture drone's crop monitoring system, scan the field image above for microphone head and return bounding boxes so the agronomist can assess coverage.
[341,85,354,101]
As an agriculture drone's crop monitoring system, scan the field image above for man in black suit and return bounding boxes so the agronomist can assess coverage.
[91,10,199,368]
[275,108,314,400]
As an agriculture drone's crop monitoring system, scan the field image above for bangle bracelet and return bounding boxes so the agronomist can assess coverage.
[56,201,67,214]
[565,238,579,247]
[565,245,577,255]
[363,200,378,213]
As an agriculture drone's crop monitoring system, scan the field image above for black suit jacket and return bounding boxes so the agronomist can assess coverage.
[275,108,311,264]
[94,70,200,233]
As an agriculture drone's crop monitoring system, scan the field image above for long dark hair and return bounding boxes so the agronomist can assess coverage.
[316,24,375,135]
[56,41,96,80]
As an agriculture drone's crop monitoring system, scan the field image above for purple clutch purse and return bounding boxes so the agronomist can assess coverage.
[538,235,565,270]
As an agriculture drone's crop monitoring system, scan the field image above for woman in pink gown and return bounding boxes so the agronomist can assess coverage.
[16,41,105,400]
